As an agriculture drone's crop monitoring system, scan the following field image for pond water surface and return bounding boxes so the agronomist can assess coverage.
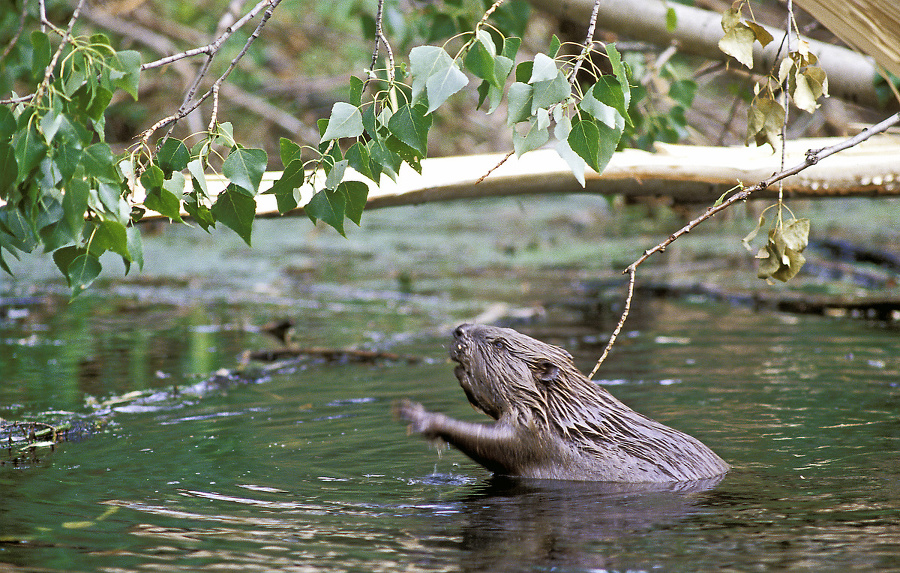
[2,197,899,572]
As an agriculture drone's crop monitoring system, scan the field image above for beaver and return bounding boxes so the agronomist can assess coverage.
[396,323,729,482]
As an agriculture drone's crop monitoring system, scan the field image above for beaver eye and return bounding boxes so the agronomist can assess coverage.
[492,338,505,350]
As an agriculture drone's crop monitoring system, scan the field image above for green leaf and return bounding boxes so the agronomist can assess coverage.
[368,138,401,182]
[54,141,82,186]
[67,253,102,296]
[531,71,570,112]
[568,116,601,172]
[140,164,165,191]
[157,138,190,174]
[506,82,533,125]
[85,87,113,122]
[0,142,17,198]
[410,45,469,112]
[424,58,468,115]
[593,119,620,174]
[321,102,364,142]
[40,109,64,142]
[548,35,562,59]
[590,77,630,125]
[0,106,16,141]
[89,219,130,260]
[266,158,305,213]
[126,225,143,272]
[279,137,303,167]
[605,44,630,109]
[502,37,521,61]
[183,192,215,231]
[668,79,697,108]
[144,182,183,223]
[387,104,432,156]
[324,159,348,190]
[339,180,368,225]
[513,118,549,157]
[529,53,558,83]
[30,31,51,81]
[82,143,121,184]
[345,141,373,181]
[13,116,47,182]
[63,177,89,234]
[211,186,255,245]
[306,188,346,236]
[187,159,208,197]
[111,50,141,99]
[464,30,499,88]
[348,75,364,106]
[223,147,267,195]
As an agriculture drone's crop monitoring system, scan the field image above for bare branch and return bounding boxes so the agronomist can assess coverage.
[588,110,900,377]
[139,0,283,149]
[568,0,602,86]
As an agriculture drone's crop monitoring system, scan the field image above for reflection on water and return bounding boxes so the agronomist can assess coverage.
[2,201,900,572]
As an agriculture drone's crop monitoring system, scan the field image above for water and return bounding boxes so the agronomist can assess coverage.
[2,198,899,571]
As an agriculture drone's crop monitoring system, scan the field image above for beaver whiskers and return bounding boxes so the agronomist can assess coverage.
[396,324,729,483]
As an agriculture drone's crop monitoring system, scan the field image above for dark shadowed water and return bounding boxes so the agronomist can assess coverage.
[2,197,899,572]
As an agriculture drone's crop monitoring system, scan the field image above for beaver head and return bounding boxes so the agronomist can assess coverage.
[450,323,587,423]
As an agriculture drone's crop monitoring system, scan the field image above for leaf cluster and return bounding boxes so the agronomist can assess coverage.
[1,30,142,295]
[743,211,810,283]
[719,1,829,150]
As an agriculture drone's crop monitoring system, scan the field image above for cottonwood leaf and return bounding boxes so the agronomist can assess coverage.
[66,253,102,297]
[568,116,601,172]
[529,53,558,83]
[791,73,819,113]
[265,159,305,213]
[157,138,190,174]
[513,119,549,157]
[320,102,364,142]
[223,147,267,196]
[211,186,255,246]
[424,60,468,115]
[339,180,368,226]
[506,82,533,125]
[306,188,346,236]
[464,30,498,88]
[387,104,432,156]
[554,137,587,187]
[746,22,773,47]
[590,77,630,126]
[719,24,756,69]
[531,71,570,113]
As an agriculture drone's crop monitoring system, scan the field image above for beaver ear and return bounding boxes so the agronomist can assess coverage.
[537,361,560,384]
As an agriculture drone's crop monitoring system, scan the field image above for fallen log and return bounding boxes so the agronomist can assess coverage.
[135,135,900,222]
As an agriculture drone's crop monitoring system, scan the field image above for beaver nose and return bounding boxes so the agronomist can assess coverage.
[454,324,473,338]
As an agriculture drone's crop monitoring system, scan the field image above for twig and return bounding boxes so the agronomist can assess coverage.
[0,0,28,62]
[34,0,87,103]
[588,110,900,378]
[476,0,507,29]
[139,0,282,150]
[367,0,395,86]
[474,150,515,184]
[568,0,603,86]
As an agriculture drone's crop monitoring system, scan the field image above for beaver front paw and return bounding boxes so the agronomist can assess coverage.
[393,398,435,436]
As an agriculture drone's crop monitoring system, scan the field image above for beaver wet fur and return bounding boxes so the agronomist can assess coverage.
[396,324,729,482]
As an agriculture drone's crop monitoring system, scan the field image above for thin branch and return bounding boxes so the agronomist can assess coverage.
[588,110,900,378]
[35,0,87,103]
[0,0,29,62]
[568,0,603,86]
[474,150,515,185]
[139,0,282,149]
[140,0,273,71]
